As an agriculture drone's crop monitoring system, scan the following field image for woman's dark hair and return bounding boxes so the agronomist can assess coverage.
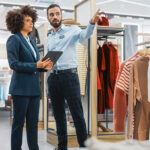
[6,5,37,34]
[47,4,62,16]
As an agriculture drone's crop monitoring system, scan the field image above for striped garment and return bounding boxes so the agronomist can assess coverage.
[116,52,140,94]
[77,43,88,95]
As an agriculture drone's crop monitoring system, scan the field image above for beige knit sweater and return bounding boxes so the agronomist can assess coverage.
[127,56,150,140]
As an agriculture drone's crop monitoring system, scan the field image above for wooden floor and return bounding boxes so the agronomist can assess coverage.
[97,134,125,142]
[10,118,44,130]
[47,131,125,148]
[47,132,79,148]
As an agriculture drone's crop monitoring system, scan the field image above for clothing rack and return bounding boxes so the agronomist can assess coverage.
[136,41,150,46]
[97,36,116,41]
[90,26,125,136]
[136,41,150,55]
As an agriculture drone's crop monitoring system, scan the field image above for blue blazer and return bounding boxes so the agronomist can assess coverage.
[6,32,41,96]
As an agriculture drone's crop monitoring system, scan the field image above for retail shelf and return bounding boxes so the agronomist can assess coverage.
[97,26,124,37]
[98,118,113,122]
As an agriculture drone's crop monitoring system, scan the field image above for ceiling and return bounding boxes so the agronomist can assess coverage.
[0,0,150,30]
[0,0,81,29]
[96,0,150,18]
[0,0,150,43]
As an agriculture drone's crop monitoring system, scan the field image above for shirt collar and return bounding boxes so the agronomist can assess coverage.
[51,24,65,35]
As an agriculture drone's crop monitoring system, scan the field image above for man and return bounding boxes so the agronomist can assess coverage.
[47,4,100,150]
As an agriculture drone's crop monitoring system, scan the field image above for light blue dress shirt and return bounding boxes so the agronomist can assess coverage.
[46,23,95,70]
[26,36,37,59]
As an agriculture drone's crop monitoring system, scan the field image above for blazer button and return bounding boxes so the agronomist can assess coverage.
[34,72,36,74]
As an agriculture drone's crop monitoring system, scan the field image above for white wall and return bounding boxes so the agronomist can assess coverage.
[110,17,150,49]
[0,31,11,59]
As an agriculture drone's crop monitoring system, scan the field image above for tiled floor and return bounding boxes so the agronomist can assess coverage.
[0,109,87,150]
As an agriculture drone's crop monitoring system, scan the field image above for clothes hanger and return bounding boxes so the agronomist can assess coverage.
[139,48,150,56]
[97,41,101,47]
[136,41,150,56]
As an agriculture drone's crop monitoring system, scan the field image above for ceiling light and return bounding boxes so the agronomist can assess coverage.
[138,18,144,20]
[0,5,4,8]
[126,16,132,19]
[96,0,115,5]
[114,15,120,18]
[12,6,20,9]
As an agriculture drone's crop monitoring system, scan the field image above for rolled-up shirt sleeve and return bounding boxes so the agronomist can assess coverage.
[76,23,95,40]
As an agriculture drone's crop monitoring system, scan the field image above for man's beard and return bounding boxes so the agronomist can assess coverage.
[50,19,62,28]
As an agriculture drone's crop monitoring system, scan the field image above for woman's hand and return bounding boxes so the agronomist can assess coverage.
[44,61,53,71]
[36,57,53,69]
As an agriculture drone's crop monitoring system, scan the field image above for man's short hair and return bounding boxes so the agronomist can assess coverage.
[47,4,62,16]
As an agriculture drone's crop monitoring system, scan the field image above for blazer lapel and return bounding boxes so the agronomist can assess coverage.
[17,32,36,61]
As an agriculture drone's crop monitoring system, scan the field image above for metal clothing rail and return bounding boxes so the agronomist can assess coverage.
[136,41,150,46]
[95,26,125,136]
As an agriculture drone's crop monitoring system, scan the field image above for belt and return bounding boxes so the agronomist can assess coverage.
[50,68,77,74]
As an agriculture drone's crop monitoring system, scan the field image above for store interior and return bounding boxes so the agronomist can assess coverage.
[0,0,150,150]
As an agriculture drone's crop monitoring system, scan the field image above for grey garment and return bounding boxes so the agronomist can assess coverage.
[29,27,40,44]
[124,25,138,60]
[26,36,37,59]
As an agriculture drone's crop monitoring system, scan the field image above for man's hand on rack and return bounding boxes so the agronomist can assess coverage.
[90,8,102,24]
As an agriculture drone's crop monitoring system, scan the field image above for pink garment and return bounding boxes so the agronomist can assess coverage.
[116,52,140,94]
[113,52,140,132]
[113,87,128,132]
[113,61,128,132]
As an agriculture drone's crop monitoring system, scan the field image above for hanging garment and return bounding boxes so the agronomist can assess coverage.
[103,42,119,109]
[97,43,119,113]
[107,43,119,108]
[102,43,111,110]
[109,43,119,91]
[114,52,140,132]
[116,51,140,94]
[127,56,150,140]
[77,43,88,95]
[0,85,7,101]
[113,61,128,132]
[97,68,101,90]
[28,26,40,44]
[97,45,106,114]
[0,84,7,107]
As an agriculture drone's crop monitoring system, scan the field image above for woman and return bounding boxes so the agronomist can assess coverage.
[6,6,53,150]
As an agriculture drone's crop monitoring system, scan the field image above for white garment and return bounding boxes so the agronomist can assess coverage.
[77,43,88,95]
[26,36,37,59]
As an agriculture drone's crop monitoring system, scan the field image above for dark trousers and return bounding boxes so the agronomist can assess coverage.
[48,70,87,150]
[11,95,40,150]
